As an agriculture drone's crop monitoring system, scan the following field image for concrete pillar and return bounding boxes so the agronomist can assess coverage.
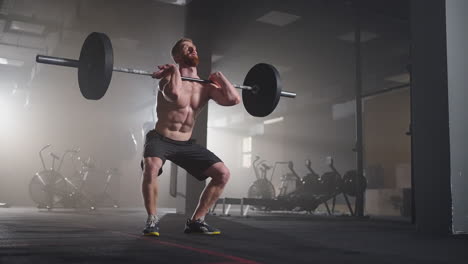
[174,1,214,215]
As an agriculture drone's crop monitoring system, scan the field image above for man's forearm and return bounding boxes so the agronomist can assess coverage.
[221,83,241,104]
[216,74,241,104]
[162,70,183,102]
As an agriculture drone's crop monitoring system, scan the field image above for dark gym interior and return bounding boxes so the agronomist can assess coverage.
[0,0,467,263]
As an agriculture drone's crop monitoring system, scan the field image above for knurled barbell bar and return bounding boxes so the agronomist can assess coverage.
[35,32,296,117]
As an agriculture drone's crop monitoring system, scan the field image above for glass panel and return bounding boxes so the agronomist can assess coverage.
[363,89,411,220]
[207,0,357,215]
[361,2,412,220]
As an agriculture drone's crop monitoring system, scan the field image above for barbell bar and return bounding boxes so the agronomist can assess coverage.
[35,32,296,117]
[112,66,297,98]
[35,54,265,93]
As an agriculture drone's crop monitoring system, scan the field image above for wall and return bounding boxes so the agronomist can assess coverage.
[410,0,452,234]
[446,0,468,234]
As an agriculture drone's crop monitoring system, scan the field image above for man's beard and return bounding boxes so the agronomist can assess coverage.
[182,54,199,67]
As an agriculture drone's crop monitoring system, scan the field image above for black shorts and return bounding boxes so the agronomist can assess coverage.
[142,130,222,181]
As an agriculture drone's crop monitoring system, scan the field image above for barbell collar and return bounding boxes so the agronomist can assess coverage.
[36,55,79,68]
[280,91,296,98]
[233,84,253,91]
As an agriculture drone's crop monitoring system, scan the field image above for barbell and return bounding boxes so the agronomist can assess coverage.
[35,32,296,117]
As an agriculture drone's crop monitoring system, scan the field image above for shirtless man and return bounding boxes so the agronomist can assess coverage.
[142,38,241,236]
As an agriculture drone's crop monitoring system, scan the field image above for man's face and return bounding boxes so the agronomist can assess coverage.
[178,41,199,67]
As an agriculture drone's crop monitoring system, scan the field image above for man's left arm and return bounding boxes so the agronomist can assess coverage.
[208,72,241,106]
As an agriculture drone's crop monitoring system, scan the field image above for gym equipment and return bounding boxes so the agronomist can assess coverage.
[301,159,321,193]
[29,145,78,209]
[244,157,359,215]
[247,156,276,200]
[70,155,120,209]
[29,145,119,210]
[318,171,342,195]
[326,157,356,216]
[342,170,367,197]
[35,32,296,117]
[79,166,120,209]
[273,161,302,198]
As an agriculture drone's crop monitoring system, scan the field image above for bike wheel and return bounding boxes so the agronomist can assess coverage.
[247,179,276,199]
[29,170,68,207]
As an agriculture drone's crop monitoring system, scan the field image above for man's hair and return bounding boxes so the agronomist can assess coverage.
[171,38,193,59]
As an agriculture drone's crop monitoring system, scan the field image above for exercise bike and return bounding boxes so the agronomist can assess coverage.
[275,161,302,198]
[69,154,120,209]
[275,160,327,213]
[247,156,276,199]
[29,145,95,210]
[29,145,71,209]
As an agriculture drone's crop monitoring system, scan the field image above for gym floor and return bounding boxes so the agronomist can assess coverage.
[1,208,467,264]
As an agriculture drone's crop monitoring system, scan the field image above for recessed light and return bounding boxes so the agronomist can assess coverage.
[263,116,284,125]
[0,57,24,67]
[10,21,45,35]
[155,0,192,6]
[257,11,301,27]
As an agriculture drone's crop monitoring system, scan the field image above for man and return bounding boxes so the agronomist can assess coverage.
[142,38,241,236]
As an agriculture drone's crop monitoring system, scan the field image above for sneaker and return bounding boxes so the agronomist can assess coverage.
[184,218,221,235]
[142,215,160,236]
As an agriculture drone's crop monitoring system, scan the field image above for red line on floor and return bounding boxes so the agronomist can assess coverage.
[125,232,262,264]
[73,222,261,264]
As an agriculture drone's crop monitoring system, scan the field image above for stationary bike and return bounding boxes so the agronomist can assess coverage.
[29,145,95,209]
[29,145,71,209]
[247,156,276,199]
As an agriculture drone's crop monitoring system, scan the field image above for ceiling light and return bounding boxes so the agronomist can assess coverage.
[0,57,24,67]
[257,11,301,27]
[154,0,192,6]
[263,116,284,125]
[338,31,378,43]
[10,21,45,35]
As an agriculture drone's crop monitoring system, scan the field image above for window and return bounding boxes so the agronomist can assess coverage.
[242,137,252,168]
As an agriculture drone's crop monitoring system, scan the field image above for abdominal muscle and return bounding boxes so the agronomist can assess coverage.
[154,83,207,141]
[155,106,195,141]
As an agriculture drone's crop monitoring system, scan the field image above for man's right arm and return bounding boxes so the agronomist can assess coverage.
[158,65,183,103]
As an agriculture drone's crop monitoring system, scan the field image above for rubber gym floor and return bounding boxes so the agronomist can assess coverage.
[0,207,467,264]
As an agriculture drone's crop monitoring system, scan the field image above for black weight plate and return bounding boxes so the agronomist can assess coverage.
[78,32,113,100]
[242,63,282,117]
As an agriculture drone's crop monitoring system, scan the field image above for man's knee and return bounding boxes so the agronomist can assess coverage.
[144,165,160,178]
[211,166,230,185]
[143,158,162,182]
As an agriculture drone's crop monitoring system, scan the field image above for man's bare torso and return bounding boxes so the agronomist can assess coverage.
[155,80,212,141]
